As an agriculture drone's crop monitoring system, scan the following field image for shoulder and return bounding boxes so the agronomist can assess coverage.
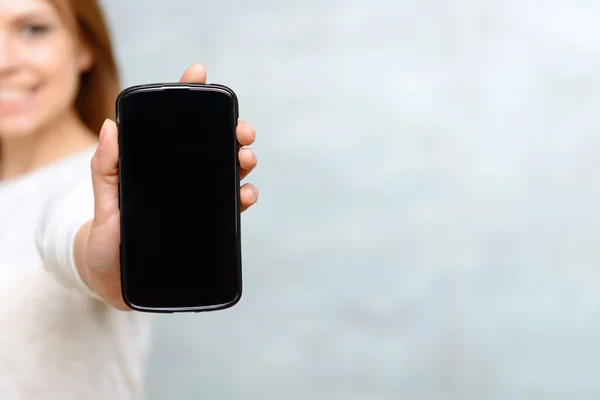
[51,146,97,187]
[39,146,98,217]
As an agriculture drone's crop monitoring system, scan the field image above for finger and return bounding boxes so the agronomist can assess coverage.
[239,148,257,180]
[179,63,207,83]
[240,183,258,212]
[236,121,255,146]
[91,119,120,226]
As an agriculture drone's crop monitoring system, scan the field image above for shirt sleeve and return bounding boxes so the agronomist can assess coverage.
[35,178,104,301]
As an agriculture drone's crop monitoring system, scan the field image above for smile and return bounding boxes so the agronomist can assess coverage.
[0,89,30,101]
[0,87,39,114]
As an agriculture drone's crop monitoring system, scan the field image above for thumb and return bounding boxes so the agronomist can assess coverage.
[91,118,120,227]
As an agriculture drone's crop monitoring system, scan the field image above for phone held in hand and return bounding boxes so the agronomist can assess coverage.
[116,83,242,313]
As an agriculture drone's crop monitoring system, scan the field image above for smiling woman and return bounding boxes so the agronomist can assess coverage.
[0,0,153,398]
[0,0,259,398]
[0,0,98,177]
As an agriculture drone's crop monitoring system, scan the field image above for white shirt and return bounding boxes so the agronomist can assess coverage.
[0,147,153,400]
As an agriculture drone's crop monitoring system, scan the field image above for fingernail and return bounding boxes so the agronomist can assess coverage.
[244,187,256,200]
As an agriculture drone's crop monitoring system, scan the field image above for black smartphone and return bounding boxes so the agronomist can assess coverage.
[116,83,242,313]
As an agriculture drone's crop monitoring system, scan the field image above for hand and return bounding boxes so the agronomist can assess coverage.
[79,63,259,310]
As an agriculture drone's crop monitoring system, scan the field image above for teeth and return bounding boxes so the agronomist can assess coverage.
[0,90,28,101]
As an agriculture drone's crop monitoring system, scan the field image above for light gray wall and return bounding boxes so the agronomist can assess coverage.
[100,1,600,398]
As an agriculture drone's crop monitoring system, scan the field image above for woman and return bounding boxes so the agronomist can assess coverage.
[0,0,258,398]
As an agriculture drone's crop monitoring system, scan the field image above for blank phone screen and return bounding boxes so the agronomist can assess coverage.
[117,86,241,311]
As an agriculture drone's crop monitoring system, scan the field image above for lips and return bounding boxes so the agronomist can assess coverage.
[0,86,39,114]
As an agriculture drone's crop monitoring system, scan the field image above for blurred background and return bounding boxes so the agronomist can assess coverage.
[101,1,600,399]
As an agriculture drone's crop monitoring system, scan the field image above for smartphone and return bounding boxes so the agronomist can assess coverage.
[116,83,242,313]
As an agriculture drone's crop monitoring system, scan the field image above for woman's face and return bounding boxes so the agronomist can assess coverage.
[0,0,92,137]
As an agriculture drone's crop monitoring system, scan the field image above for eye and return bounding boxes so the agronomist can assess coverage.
[20,24,51,37]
